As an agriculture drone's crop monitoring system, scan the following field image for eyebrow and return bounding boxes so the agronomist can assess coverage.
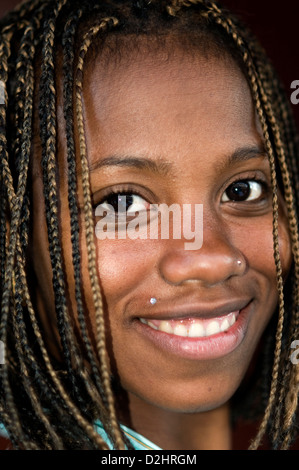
[88,145,267,175]
[88,155,172,176]
[226,145,267,166]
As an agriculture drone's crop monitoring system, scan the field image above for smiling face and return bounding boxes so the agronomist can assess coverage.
[31,45,292,423]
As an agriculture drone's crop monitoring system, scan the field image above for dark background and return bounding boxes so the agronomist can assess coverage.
[1,0,299,128]
[0,0,298,450]
[0,0,298,128]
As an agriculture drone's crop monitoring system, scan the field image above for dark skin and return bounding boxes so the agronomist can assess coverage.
[30,47,292,450]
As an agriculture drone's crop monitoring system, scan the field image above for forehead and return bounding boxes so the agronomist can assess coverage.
[81,48,260,168]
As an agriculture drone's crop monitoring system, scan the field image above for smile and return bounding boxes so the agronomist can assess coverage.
[139,311,237,338]
[135,301,253,361]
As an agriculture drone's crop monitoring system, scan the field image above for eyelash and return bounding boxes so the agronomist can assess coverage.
[95,186,152,216]
[94,174,270,211]
[221,176,270,203]
[97,187,148,204]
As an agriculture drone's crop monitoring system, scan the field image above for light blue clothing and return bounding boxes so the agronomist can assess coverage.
[0,420,161,450]
[95,421,161,450]
[0,422,8,439]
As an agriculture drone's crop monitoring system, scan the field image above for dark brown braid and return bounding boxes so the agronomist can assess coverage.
[0,0,298,450]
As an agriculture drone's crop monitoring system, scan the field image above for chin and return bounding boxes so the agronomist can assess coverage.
[125,371,243,415]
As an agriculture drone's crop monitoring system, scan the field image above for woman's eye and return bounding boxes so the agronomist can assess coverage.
[99,193,149,214]
[221,180,264,203]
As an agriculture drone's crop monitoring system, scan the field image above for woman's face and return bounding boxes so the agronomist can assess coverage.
[32,48,292,415]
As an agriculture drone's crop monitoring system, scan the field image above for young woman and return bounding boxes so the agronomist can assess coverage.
[0,0,298,450]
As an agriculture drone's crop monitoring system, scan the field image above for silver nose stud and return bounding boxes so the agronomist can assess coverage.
[150,297,157,305]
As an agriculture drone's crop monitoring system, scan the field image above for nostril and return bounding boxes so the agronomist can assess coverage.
[158,249,247,287]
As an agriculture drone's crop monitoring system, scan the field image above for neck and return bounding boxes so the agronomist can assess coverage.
[121,394,232,450]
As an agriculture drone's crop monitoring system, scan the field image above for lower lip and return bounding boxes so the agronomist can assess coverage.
[134,302,253,361]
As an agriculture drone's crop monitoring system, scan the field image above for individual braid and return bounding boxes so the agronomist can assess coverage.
[0,173,6,291]
[14,227,111,449]
[0,27,27,444]
[60,6,130,447]
[13,269,63,449]
[270,69,299,448]
[241,31,299,451]
[75,16,126,451]
[38,0,86,404]
[61,4,109,411]
[10,14,44,258]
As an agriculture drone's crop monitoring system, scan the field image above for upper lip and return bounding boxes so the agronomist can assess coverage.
[138,299,252,321]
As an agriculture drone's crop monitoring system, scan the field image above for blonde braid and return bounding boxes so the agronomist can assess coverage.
[75,17,126,450]
[14,234,111,449]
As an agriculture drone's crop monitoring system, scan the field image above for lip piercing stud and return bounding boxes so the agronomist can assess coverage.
[150,297,157,305]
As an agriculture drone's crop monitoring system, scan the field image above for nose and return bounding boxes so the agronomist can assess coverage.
[158,224,246,286]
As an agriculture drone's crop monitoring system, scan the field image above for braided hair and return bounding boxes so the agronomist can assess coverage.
[0,0,298,450]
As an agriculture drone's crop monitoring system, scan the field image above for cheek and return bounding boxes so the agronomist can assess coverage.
[235,214,291,282]
[95,239,157,303]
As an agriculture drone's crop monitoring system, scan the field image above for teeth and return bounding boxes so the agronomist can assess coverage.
[188,322,205,338]
[159,321,174,334]
[205,321,221,336]
[140,312,237,338]
[173,324,188,337]
[220,318,230,332]
[148,321,159,330]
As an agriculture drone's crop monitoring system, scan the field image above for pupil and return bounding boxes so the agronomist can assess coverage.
[227,181,250,201]
[109,194,133,212]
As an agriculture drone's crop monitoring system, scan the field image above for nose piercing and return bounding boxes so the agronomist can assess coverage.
[237,259,245,270]
[150,297,157,305]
